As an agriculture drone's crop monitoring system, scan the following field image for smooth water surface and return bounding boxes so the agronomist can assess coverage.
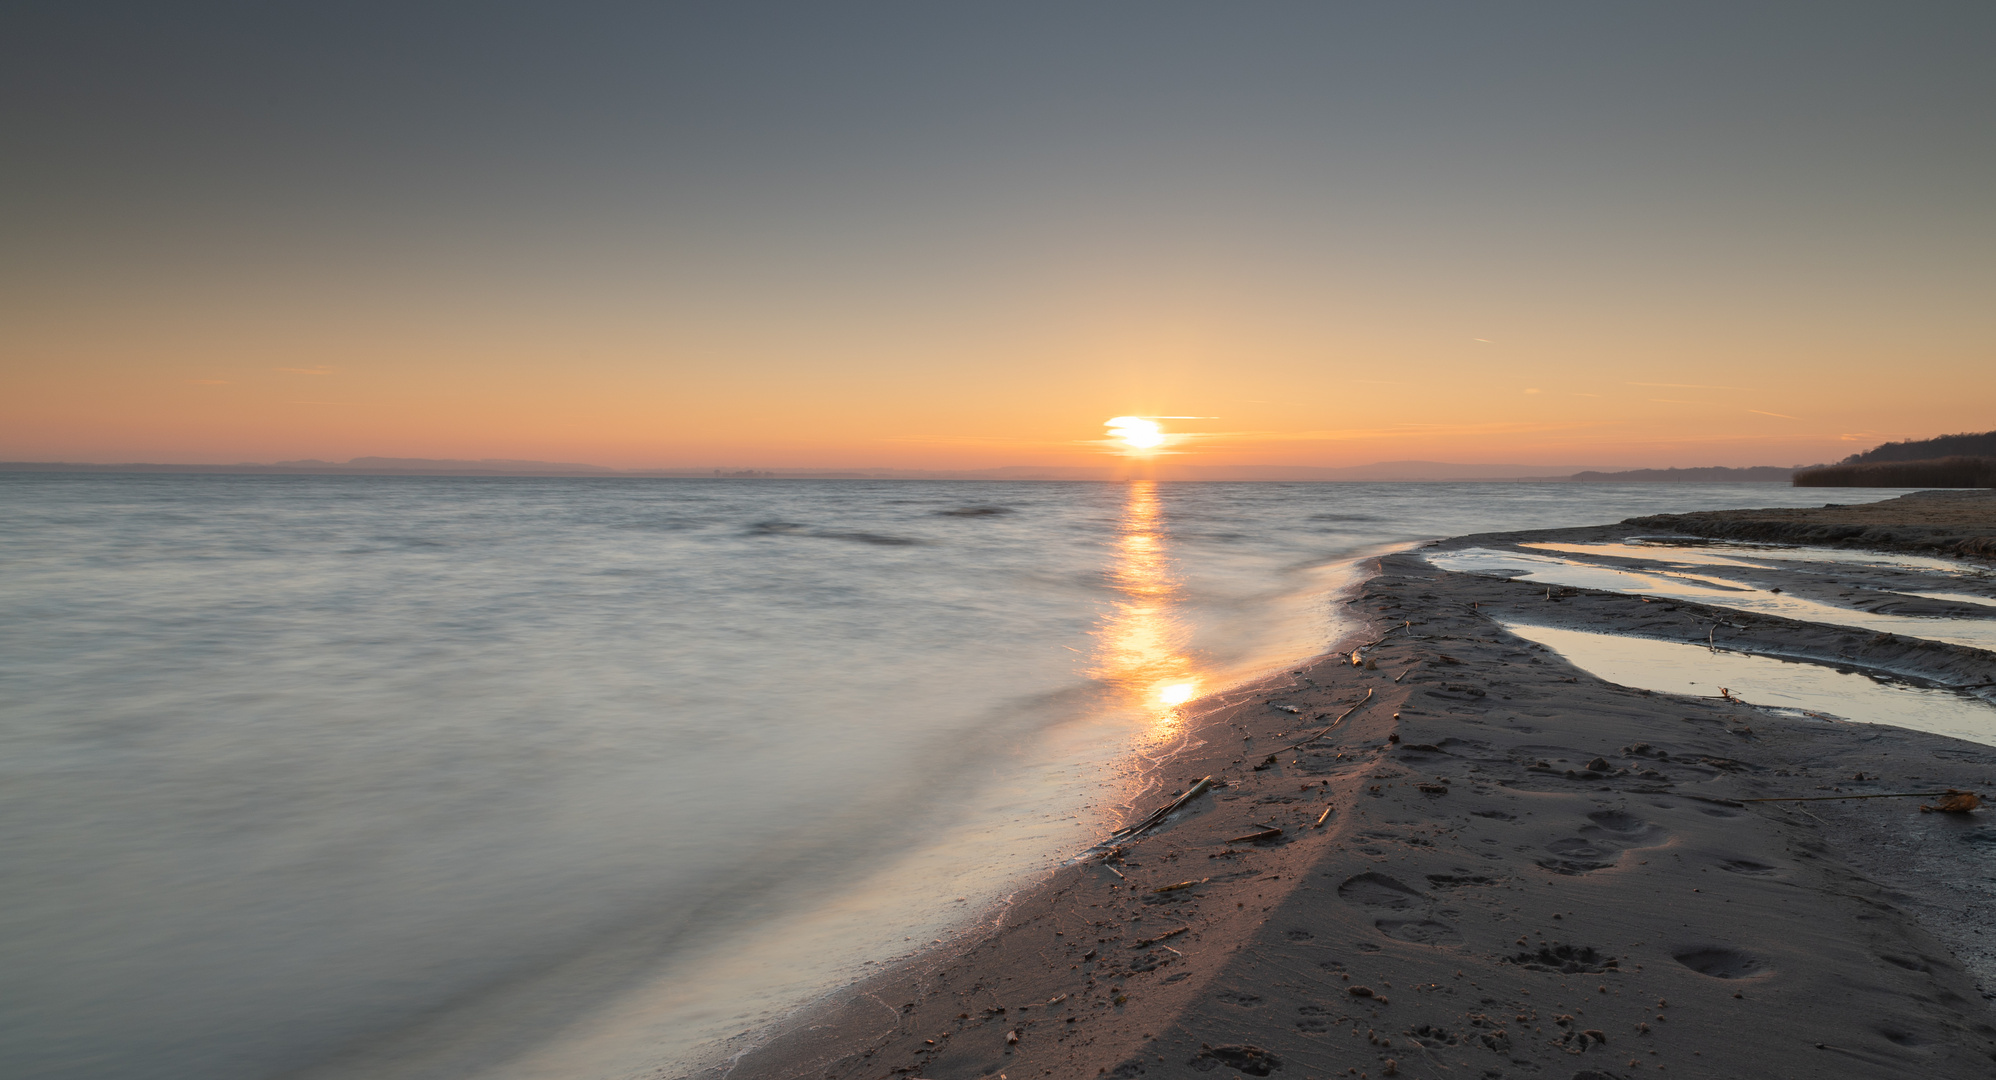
[0,476,1900,1080]
[1504,622,1996,747]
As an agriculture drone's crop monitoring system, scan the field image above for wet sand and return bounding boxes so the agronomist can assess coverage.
[707,492,1996,1080]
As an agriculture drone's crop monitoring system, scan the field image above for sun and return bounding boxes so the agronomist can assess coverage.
[1106,416,1165,451]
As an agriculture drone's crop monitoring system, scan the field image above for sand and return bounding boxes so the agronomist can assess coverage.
[706,492,1996,1080]
[1628,489,1996,558]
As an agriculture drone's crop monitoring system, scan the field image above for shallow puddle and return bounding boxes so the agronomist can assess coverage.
[1428,548,1996,653]
[1502,622,1996,748]
[1523,541,1788,572]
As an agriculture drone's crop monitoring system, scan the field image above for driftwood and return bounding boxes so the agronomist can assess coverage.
[1102,776,1216,847]
[1276,688,1375,753]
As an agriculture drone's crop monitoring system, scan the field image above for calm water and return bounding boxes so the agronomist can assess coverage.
[0,475,1892,1080]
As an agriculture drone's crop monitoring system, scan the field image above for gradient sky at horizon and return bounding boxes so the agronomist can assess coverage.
[3,2,1991,469]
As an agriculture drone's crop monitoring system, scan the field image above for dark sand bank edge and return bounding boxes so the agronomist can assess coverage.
[707,496,1996,1080]
[1626,488,1996,559]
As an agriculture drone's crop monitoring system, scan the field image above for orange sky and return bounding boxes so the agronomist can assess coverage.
[6,256,1984,469]
[4,6,1990,470]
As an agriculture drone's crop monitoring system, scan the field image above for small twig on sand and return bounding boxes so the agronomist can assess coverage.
[1101,863,1125,879]
[1131,926,1190,947]
[1347,623,1407,665]
[1315,805,1334,827]
[1367,623,1407,649]
[1151,879,1204,895]
[1278,688,1375,752]
[1226,828,1282,843]
[1738,790,1976,804]
[1394,662,1419,684]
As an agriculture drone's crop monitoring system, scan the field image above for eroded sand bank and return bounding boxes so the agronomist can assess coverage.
[711,492,1996,1080]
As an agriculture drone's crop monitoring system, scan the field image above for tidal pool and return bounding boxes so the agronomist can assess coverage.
[1503,622,1996,748]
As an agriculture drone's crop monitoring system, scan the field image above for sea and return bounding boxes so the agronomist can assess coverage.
[0,475,1893,1080]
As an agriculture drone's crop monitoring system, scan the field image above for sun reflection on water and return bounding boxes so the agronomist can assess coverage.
[1092,481,1201,726]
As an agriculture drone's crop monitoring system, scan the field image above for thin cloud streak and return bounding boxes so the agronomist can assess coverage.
[1170,420,1613,444]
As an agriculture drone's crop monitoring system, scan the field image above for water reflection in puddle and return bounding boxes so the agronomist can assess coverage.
[1502,623,1996,748]
[1427,548,1996,652]
[1523,541,1788,572]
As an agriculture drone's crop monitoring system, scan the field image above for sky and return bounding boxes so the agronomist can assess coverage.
[3,2,1991,470]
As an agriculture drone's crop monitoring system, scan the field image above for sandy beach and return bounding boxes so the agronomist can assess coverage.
[711,491,1996,1080]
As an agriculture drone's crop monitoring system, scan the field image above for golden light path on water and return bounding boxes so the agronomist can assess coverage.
[1093,481,1202,730]
[301,478,1365,1080]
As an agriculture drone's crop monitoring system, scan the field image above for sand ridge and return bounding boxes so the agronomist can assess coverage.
[1626,489,1996,559]
[710,525,1996,1080]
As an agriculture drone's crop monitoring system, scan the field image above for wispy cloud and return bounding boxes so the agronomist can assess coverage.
[275,366,334,375]
[1171,420,1614,444]
[1523,388,1542,394]
[1647,398,1697,404]
[1746,409,1798,419]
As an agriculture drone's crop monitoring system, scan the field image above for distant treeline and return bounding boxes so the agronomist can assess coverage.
[1839,430,1996,465]
[1794,456,1996,488]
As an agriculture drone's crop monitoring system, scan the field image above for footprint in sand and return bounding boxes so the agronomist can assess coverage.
[1376,919,1464,945]
[1507,942,1618,974]
[1336,871,1427,909]
[1672,946,1769,979]
[1539,810,1667,875]
[1336,873,1462,946]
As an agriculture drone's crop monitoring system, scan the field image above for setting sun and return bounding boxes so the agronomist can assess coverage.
[1106,417,1165,451]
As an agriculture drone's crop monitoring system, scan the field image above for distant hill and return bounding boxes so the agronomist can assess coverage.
[1839,430,1996,465]
[1796,457,1996,488]
[1569,465,1799,482]
[1789,429,1996,487]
